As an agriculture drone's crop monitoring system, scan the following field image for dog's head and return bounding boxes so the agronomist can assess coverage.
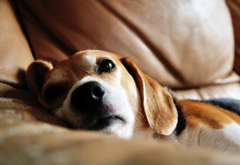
[26,50,178,139]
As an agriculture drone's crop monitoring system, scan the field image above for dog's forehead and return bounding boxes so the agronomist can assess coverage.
[67,51,121,69]
[45,51,124,87]
[53,51,120,72]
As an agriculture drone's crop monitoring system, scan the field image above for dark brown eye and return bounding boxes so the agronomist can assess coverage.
[44,87,62,101]
[98,59,115,72]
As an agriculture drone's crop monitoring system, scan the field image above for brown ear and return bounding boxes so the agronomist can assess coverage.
[26,60,53,98]
[121,57,178,135]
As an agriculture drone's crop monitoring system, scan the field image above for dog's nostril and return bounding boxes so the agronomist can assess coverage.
[92,86,105,98]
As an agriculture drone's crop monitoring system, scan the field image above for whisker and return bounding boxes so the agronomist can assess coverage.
[93,40,105,50]
[133,108,144,122]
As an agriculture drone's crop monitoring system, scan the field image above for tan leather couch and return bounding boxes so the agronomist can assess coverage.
[1,0,240,164]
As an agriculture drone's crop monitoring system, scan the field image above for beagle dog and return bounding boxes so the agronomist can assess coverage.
[27,50,240,154]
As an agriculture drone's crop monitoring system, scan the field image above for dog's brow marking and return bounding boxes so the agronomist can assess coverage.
[78,54,97,71]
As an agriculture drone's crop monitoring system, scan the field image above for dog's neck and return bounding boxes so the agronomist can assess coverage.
[164,87,186,136]
[172,96,186,136]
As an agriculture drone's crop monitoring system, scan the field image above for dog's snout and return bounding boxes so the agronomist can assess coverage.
[71,81,105,111]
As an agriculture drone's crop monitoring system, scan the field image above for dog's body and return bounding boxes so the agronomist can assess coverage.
[27,50,240,154]
[156,99,240,154]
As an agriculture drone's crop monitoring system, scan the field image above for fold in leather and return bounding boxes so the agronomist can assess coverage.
[175,81,240,100]
[226,0,240,75]
[0,0,33,89]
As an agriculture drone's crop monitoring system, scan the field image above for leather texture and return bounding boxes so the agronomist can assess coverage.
[0,0,33,90]
[13,0,236,88]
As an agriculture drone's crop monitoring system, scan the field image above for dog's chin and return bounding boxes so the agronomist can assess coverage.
[54,99,135,139]
[98,121,134,139]
[54,108,134,139]
[88,115,123,131]
[83,115,134,139]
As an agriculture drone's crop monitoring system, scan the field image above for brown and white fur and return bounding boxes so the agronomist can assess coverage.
[27,50,240,154]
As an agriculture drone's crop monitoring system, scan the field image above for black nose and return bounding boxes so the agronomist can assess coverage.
[71,81,105,111]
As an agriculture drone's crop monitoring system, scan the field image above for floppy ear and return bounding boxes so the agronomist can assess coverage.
[121,57,178,135]
[26,60,53,98]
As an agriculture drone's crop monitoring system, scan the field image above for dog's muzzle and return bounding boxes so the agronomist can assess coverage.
[70,81,122,130]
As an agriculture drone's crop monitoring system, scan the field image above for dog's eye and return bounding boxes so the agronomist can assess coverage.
[43,87,62,101]
[98,59,115,72]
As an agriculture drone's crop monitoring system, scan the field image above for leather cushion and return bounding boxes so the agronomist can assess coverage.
[14,0,235,88]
